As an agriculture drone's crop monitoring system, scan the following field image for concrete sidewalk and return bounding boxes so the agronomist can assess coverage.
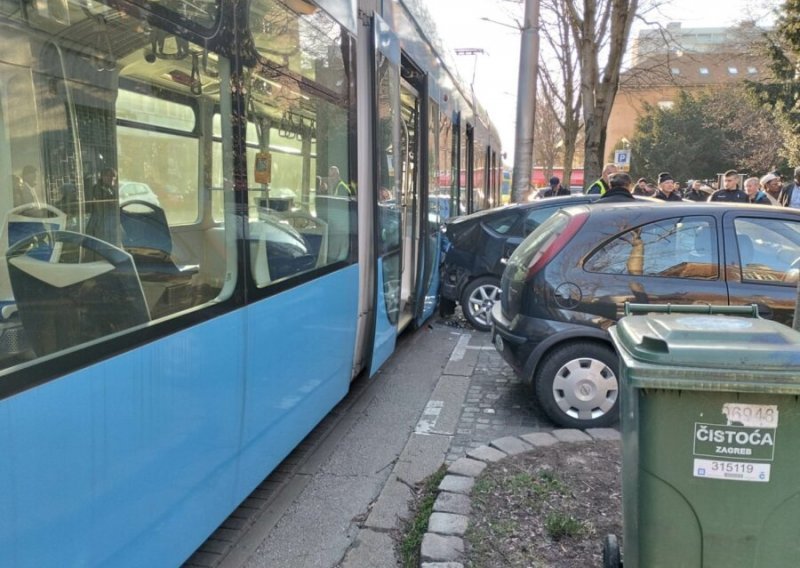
[337,331,479,567]
[339,326,554,567]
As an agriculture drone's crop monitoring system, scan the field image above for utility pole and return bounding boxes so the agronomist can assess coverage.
[511,0,540,203]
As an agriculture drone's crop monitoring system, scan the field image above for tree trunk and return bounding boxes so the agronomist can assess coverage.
[566,0,638,185]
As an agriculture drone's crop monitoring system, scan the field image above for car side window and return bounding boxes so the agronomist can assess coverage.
[523,206,559,236]
[484,212,520,235]
[585,216,718,279]
[733,218,800,285]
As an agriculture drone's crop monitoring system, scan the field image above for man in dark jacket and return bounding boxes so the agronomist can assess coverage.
[709,169,748,203]
[684,180,705,202]
[542,176,569,197]
[633,177,651,196]
[599,172,636,202]
[654,172,682,201]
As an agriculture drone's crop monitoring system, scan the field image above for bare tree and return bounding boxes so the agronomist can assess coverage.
[564,0,639,185]
[534,86,563,179]
[539,0,582,190]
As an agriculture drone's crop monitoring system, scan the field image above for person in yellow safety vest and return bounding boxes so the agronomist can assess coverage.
[586,163,618,195]
[327,165,353,197]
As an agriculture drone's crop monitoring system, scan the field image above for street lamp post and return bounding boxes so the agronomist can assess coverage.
[511,0,540,203]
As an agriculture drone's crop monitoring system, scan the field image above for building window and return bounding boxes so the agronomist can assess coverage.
[728,67,739,75]
[699,67,709,75]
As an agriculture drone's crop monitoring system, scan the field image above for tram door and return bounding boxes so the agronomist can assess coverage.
[397,80,420,331]
[369,14,401,375]
[368,28,426,375]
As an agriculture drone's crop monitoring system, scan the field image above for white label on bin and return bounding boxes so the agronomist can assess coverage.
[722,403,779,428]
[693,459,770,482]
[694,423,776,461]
[676,316,753,330]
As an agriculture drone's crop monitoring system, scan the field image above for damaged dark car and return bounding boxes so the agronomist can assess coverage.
[440,195,598,330]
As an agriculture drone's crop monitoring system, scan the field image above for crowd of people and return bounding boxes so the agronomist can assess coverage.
[539,163,800,207]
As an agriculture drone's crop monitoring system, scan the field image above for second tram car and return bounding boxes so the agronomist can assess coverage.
[0,0,501,565]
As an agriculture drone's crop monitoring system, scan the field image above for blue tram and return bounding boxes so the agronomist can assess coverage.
[0,0,502,565]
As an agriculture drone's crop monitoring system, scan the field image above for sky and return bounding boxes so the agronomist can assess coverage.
[424,0,779,165]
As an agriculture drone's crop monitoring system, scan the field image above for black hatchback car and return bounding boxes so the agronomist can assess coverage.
[440,195,599,330]
[492,201,800,429]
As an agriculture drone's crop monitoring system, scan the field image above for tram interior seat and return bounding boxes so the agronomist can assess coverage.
[314,196,354,263]
[7,230,150,357]
[119,200,198,315]
[0,203,67,315]
[278,210,328,268]
[250,215,316,287]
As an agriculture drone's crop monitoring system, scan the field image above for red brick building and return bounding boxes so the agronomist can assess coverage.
[605,23,770,160]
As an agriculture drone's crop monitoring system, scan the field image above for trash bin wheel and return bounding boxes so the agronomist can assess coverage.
[603,534,622,568]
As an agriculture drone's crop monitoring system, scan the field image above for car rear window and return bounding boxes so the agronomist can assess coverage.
[506,210,572,276]
[484,212,519,234]
[501,209,578,319]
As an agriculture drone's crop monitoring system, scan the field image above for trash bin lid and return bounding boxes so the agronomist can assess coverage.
[613,314,800,371]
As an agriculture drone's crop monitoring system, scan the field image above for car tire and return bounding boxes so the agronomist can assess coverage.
[535,342,620,429]
[460,276,501,332]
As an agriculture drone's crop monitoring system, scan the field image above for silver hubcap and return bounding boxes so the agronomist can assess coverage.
[552,357,618,421]
[466,283,500,327]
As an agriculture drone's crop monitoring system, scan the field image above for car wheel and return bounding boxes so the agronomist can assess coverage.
[535,342,619,428]
[460,276,501,332]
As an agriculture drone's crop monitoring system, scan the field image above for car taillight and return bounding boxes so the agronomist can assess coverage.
[525,211,588,280]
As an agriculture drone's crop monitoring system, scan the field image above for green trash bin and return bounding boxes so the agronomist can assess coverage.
[608,303,800,568]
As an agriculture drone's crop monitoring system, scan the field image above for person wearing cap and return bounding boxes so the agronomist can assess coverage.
[760,172,781,204]
[598,171,637,203]
[779,167,800,208]
[654,172,682,201]
[586,163,617,195]
[709,169,748,203]
[542,175,569,197]
[633,177,651,196]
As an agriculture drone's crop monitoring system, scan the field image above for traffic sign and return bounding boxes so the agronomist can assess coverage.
[614,148,631,171]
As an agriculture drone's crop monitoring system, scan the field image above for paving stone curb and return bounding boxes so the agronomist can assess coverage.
[421,428,621,566]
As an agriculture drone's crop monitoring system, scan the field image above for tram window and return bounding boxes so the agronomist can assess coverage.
[117,92,199,224]
[244,86,353,287]
[473,144,487,212]
[250,0,348,97]
[118,126,200,225]
[0,0,235,370]
[246,0,354,289]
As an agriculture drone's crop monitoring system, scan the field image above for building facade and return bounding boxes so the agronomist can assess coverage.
[605,22,769,160]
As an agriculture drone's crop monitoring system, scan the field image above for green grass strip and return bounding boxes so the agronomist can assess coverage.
[400,464,448,568]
